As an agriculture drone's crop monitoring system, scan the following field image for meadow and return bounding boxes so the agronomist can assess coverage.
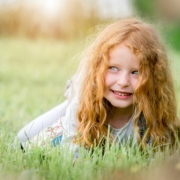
[0,36,180,180]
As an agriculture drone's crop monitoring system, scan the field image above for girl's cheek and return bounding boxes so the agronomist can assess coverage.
[104,73,113,87]
[130,74,139,85]
[133,78,139,89]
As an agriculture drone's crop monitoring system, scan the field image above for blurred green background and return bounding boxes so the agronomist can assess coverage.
[0,1,180,179]
[0,0,179,132]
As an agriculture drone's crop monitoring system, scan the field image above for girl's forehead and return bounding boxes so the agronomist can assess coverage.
[109,43,138,58]
[108,43,140,67]
[108,42,142,60]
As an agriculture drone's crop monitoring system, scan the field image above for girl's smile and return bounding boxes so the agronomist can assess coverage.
[104,43,139,109]
[111,90,132,99]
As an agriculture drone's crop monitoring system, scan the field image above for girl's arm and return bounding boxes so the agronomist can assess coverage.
[61,96,79,142]
[17,100,69,146]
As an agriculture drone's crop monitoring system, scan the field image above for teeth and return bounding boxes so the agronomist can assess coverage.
[113,91,130,96]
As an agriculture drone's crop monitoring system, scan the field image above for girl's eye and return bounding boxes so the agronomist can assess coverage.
[132,71,138,75]
[109,66,118,71]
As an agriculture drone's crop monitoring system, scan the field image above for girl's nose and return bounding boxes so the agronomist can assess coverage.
[117,73,130,87]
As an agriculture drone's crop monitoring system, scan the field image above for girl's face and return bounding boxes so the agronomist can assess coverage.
[104,43,139,110]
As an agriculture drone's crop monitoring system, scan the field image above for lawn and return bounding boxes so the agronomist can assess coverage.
[0,37,180,179]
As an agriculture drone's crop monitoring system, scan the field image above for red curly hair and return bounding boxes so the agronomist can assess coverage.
[74,18,180,148]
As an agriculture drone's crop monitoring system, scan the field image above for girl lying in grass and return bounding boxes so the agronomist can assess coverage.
[17,18,180,152]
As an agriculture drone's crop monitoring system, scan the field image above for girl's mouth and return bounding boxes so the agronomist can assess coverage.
[111,90,132,96]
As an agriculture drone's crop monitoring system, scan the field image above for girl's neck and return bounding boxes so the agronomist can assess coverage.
[109,105,134,129]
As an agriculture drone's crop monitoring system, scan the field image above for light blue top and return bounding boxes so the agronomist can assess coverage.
[110,113,137,145]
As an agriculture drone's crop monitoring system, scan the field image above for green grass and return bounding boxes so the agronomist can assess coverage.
[0,37,180,179]
[0,37,85,131]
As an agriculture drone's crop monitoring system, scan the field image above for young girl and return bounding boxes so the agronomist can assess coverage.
[17,18,180,151]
